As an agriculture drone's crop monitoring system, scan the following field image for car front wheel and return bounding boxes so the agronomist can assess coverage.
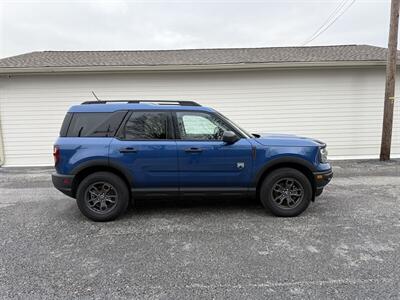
[260,168,312,217]
[76,172,129,221]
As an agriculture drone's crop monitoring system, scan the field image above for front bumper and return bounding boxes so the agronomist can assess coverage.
[313,169,333,189]
[52,173,75,198]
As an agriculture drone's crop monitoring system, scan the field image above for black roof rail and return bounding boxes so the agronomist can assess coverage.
[81,100,201,106]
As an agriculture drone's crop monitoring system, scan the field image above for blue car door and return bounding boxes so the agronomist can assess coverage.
[109,110,178,197]
[174,111,253,194]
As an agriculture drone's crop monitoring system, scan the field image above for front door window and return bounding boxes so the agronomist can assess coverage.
[176,111,231,141]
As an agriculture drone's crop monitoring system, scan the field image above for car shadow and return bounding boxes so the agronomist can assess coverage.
[122,197,267,218]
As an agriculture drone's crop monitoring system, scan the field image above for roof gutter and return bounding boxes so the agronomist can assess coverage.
[0,60,388,75]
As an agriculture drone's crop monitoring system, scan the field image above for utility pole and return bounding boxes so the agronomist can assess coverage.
[380,0,400,161]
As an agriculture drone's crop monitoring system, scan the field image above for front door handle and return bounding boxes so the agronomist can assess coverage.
[119,147,137,153]
[184,147,203,153]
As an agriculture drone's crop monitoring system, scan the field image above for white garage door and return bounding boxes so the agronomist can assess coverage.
[0,67,399,166]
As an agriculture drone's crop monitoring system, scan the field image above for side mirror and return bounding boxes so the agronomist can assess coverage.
[222,131,239,144]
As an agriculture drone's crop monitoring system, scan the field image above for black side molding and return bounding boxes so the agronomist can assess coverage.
[131,187,256,199]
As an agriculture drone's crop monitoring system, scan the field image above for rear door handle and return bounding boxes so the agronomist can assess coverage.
[119,147,137,153]
[184,147,203,153]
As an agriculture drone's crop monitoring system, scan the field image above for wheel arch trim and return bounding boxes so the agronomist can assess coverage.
[70,159,134,196]
[253,157,317,187]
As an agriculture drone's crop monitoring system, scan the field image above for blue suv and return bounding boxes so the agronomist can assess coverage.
[52,100,332,221]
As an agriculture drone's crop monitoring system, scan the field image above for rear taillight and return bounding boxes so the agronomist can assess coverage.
[53,146,60,165]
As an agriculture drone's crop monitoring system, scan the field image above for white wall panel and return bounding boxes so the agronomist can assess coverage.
[0,67,399,165]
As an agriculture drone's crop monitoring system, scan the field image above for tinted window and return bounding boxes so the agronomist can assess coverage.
[67,111,127,137]
[124,111,169,140]
[60,112,73,137]
[176,111,231,140]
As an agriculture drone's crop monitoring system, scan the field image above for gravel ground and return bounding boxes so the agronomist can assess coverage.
[0,160,399,299]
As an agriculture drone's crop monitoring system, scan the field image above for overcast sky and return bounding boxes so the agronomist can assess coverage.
[0,0,393,58]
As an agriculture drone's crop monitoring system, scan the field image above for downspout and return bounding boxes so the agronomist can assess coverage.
[0,79,5,166]
[0,114,4,166]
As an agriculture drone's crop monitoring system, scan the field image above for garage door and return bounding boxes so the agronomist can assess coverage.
[0,67,399,166]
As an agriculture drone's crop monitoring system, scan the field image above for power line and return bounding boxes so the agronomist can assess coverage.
[302,0,348,44]
[302,0,355,45]
[302,0,356,46]
[306,0,356,45]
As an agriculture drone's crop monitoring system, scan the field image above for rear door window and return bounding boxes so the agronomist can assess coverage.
[123,111,171,140]
[66,111,127,137]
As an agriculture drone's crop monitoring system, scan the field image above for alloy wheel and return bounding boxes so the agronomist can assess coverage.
[271,178,304,209]
[84,181,118,214]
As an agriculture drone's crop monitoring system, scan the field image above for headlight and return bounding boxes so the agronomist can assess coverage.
[319,147,328,163]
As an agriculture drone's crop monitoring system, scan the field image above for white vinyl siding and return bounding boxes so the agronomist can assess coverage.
[0,67,399,166]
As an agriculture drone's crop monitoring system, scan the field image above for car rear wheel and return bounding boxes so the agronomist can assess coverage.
[260,168,312,217]
[76,172,129,221]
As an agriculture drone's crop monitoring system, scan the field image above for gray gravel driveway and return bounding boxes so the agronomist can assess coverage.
[0,160,399,299]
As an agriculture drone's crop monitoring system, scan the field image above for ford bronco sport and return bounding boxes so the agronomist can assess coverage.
[52,100,332,221]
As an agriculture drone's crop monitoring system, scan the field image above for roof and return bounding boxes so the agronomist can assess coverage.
[0,45,392,74]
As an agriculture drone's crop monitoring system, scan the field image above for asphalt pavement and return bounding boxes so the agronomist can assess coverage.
[0,160,399,299]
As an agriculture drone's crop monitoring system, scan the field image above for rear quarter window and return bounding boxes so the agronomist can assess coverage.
[59,113,73,137]
[65,111,127,137]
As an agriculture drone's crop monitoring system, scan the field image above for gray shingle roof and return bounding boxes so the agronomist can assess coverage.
[0,45,390,70]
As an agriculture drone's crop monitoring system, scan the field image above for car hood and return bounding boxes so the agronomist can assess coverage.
[254,133,325,147]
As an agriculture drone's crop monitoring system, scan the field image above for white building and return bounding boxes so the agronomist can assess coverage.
[0,44,399,166]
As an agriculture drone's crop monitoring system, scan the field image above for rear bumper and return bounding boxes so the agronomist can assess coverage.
[52,173,75,198]
[313,169,333,189]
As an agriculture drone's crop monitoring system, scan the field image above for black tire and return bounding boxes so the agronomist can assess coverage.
[260,168,312,217]
[76,172,129,221]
